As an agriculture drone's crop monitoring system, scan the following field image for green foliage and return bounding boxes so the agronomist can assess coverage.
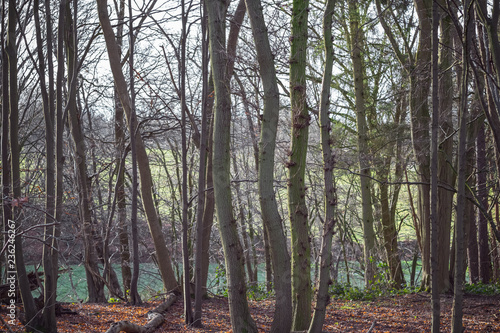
[246,283,274,301]
[330,266,417,301]
[464,282,500,295]
[213,265,228,297]
[108,297,121,303]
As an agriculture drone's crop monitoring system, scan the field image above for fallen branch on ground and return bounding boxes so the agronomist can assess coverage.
[105,293,177,333]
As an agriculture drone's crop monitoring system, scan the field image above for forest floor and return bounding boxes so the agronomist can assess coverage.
[1,292,499,332]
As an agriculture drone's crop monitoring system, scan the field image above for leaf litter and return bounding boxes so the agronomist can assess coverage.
[1,293,499,332]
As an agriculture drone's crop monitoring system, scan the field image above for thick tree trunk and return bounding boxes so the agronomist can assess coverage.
[206,0,258,331]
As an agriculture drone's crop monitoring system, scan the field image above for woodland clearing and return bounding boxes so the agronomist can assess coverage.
[1,293,499,332]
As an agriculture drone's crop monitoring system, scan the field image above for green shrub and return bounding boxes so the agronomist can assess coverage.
[464,282,500,295]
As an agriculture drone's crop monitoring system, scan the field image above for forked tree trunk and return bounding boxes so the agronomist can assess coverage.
[206,0,258,331]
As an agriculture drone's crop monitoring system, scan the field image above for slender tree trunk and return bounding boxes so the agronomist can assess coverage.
[308,0,336,330]
[430,1,440,330]
[477,123,492,283]
[349,0,376,288]
[206,0,258,331]
[245,0,293,330]
[5,1,41,329]
[376,0,433,292]
[201,105,215,294]
[179,0,192,321]
[193,4,209,326]
[232,153,255,283]
[412,0,433,291]
[378,161,405,288]
[112,0,132,300]
[64,2,105,303]
[127,0,142,306]
[436,5,455,294]
[288,0,311,328]
[96,0,178,292]
[451,2,472,329]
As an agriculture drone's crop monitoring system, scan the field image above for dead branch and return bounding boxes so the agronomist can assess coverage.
[104,293,177,333]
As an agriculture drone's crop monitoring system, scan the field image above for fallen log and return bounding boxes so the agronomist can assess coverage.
[105,293,177,333]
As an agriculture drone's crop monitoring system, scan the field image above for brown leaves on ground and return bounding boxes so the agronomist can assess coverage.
[1,293,499,332]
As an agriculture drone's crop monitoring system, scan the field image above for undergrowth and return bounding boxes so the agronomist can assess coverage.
[464,282,500,295]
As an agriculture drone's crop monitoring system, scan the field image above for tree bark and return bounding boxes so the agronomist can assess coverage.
[288,0,311,329]
[113,0,132,298]
[96,0,178,293]
[348,0,376,288]
[430,1,440,330]
[376,0,433,290]
[451,1,472,329]
[127,0,142,306]
[476,123,492,283]
[308,0,336,331]
[436,4,455,294]
[193,4,210,326]
[65,2,106,303]
[245,0,293,330]
[206,0,258,331]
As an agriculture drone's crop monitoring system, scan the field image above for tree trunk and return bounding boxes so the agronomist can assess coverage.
[112,0,132,300]
[451,2,472,329]
[127,0,142,306]
[206,0,258,331]
[376,0,433,291]
[96,0,178,293]
[436,7,455,294]
[308,0,336,331]
[193,5,210,326]
[477,123,492,283]
[65,3,106,303]
[179,0,192,321]
[288,0,311,329]
[245,0,293,330]
[4,1,41,329]
[378,161,405,288]
[430,2,440,330]
[349,0,376,288]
